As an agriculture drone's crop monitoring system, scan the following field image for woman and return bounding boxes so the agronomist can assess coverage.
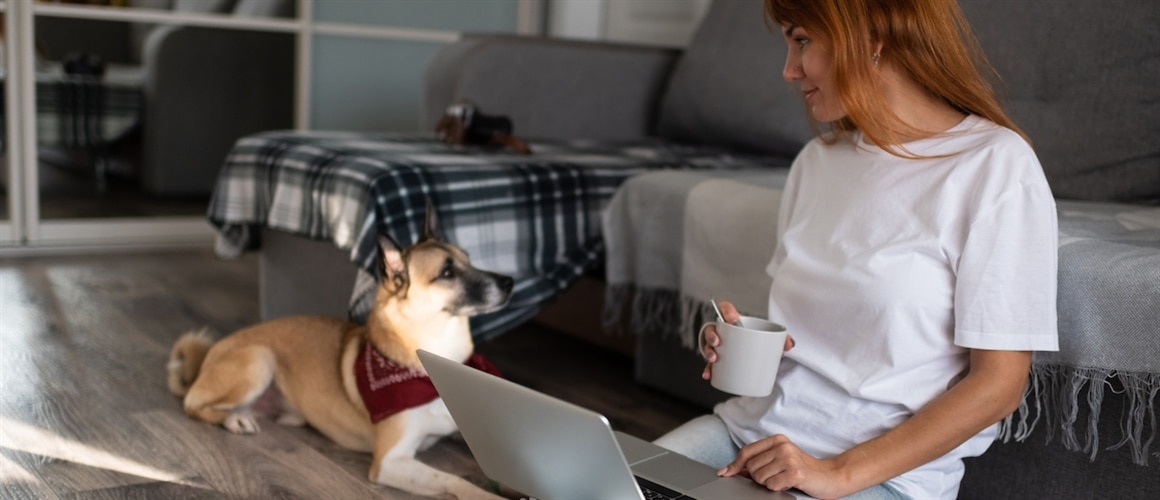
[654,0,1059,498]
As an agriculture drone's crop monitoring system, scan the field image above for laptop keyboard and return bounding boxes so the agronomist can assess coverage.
[636,476,689,500]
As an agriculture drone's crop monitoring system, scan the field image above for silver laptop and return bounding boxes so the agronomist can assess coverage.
[418,349,790,500]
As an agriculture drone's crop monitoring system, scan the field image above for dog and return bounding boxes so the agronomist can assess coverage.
[434,101,532,154]
[166,207,513,499]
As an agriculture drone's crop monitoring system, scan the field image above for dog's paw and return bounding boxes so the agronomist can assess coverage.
[223,413,260,435]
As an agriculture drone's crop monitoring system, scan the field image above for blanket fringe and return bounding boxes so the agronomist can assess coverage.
[603,284,719,349]
[608,284,1159,465]
[213,228,250,259]
[1000,367,1158,465]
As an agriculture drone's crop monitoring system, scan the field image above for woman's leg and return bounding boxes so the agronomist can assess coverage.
[652,414,739,469]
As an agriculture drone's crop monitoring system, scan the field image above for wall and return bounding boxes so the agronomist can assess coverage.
[309,0,521,133]
[547,0,710,46]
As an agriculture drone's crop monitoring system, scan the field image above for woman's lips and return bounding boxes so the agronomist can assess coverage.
[803,88,818,102]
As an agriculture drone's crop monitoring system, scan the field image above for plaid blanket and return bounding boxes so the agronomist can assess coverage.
[207,130,790,340]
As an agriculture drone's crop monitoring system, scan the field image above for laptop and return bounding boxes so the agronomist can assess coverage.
[417,349,791,500]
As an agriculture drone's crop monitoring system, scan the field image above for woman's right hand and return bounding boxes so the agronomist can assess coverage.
[701,300,794,381]
[701,301,741,380]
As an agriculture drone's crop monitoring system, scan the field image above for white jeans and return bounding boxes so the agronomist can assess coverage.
[653,414,910,500]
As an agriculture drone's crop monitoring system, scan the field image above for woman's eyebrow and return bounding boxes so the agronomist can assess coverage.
[783,24,799,37]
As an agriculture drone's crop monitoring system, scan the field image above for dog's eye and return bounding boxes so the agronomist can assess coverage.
[438,258,456,280]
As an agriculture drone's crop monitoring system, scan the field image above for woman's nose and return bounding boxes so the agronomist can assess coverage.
[783,54,802,82]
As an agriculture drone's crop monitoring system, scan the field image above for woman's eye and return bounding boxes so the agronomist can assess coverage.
[795,37,809,49]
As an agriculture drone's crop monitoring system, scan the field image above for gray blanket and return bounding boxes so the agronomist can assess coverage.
[603,170,1160,465]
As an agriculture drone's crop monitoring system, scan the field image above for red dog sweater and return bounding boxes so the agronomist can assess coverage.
[354,340,502,423]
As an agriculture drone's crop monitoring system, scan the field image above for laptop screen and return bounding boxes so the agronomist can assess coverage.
[419,349,645,500]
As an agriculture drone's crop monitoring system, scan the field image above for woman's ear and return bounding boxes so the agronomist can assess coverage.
[870,31,885,67]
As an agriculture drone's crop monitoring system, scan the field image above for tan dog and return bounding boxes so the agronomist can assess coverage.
[166,209,512,499]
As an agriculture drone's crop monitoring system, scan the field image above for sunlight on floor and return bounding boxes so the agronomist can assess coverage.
[0,450,38,483]
[0,269,50,405]
[0,416,191,485]
[0,269,47,337]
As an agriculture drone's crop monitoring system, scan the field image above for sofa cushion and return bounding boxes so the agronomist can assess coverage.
[654,0,812,158]
[959,0,1159,203]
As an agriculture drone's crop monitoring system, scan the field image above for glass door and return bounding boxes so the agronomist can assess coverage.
[33,16,209,220]
[2,0,22,246]
[15,0,298,249]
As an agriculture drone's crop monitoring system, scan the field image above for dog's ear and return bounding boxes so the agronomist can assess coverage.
[421,199,440,242]
[377,234,408,289]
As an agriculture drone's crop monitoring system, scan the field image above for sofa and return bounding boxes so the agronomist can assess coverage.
[35,0,295,196]
[211,0,1158,498]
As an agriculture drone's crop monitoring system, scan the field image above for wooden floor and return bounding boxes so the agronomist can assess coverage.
[0,249,705,499]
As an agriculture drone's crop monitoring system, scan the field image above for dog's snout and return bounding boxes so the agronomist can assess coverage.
[497,275,514,294]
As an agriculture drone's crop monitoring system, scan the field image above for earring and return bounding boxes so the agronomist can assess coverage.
[872,52,881,67]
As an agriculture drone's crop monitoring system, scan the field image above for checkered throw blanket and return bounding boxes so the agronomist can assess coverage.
[207,130,789,340]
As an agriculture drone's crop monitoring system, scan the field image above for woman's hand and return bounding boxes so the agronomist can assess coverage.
[718,434,849,499]
[701,300,794,381]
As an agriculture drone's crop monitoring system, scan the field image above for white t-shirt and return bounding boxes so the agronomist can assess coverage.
[715,115,1059,499]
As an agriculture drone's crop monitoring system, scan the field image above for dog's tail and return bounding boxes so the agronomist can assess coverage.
[167,328,215,397]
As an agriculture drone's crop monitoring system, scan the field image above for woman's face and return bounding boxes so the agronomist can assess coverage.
[781,24,845,123]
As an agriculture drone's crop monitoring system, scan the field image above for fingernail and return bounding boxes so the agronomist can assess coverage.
[716,467,728,476]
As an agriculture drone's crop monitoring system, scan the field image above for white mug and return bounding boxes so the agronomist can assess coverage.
[698,316,787,397]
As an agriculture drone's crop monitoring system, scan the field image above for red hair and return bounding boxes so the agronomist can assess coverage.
[765,0,1028,156]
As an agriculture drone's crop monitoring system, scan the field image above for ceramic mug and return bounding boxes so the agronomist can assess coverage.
[698,316,788,397]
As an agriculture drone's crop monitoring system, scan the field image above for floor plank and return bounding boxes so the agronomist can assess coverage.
[0,249,705,499]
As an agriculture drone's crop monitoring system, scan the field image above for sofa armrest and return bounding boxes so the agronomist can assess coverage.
[423,35,681,142]
[141,25,294,196]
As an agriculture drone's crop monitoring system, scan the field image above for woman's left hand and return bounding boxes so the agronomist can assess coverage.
[717,434,849,499]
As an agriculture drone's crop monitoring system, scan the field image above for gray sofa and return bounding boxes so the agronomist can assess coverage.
[35,0,295,196]
[250,0,1158,498]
